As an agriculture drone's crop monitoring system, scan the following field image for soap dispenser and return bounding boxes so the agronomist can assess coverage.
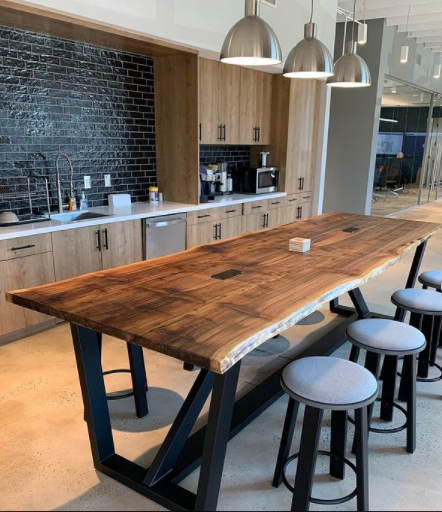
[80,191,88,211]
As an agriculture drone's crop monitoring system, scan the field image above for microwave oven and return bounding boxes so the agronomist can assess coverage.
[234,167,280,195]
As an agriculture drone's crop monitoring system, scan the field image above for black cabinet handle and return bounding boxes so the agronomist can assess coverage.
[214,224,218,241]
[226,210,237,214]
[218,125,223,141]
[252,205,263,209]
[198,214,211,219]
[11,244,36,251]
[271,202,281,206]
[257,126,261,143]
[297,206,303,220]
[303,196,311,200]
[96,230,102,251]
[199,123,202,141]
[103,229,109,250]
[222,124,226,142]
[289,198,298,203]
[218,223,222,240]
[266,213,270,228]
[298,178,303,191]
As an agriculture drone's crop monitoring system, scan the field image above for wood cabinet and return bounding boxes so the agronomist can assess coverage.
[239,68,272,145]
[53,220,143,281]
[0,240,55,337]
[199,58,241,144]
[187,215,243,249]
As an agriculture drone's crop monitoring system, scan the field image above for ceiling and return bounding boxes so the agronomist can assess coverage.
[338,0,442,54]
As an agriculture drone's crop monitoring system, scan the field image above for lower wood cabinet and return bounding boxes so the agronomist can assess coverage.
[53,220,143,281]
[187,216,243,249]
[0,251,56,337]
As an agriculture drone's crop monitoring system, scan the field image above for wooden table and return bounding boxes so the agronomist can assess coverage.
[7,213,441,511]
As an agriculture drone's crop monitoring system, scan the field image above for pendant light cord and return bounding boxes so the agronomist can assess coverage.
[310,0,314,23]
[352,0,357,41]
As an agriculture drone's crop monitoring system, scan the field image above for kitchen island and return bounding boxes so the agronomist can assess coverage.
[7,213,441,511]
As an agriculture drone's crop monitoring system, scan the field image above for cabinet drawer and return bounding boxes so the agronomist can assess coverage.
[0,233,52,261]
[223,205,243,218]
[187,208,226,226]
[286,193,312,206]
[268,198,284,210]
[243,199,270,216]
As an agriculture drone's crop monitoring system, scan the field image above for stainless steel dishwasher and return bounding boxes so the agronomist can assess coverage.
[144,214,187,260]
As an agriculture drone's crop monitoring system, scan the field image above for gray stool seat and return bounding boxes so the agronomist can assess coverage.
[347,319,426,356]
[392,289,442,315]
[282,357,378,411]
[419,270,442,290]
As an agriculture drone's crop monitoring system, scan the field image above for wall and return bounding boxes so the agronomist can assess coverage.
[7,0,338,73]
[199,145,250,169]
[324,19,388,215]
[0,24,157,214]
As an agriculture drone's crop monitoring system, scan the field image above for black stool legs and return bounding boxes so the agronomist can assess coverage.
[291,406,324,512]
[330,410,348,480]
[355,408,370,512]
[273,398,300,488]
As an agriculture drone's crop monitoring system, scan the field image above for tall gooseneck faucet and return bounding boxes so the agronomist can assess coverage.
[55,153,75,213]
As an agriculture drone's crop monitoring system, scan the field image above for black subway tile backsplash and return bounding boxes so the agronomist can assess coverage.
[0,25,157,213]
[200,145,251,170]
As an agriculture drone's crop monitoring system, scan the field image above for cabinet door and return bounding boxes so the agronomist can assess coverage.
[101,220,143,270]
[268,208,284,229]
[298,202,312,220]
[200,58,222,144]
[220,64,241,144]
[283,205,299,225]
[242,212,267,234]
[187,222,219,249]
[0,252,56,336]
[220,216,243,241]
[239,68,259,144]
[285,80,320,194]
[52,227,102,281]
[256,72,273,145]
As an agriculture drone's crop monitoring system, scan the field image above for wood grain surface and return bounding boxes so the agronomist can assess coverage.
[7,213,441,374]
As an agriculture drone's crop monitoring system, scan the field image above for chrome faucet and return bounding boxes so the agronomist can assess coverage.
[55,153,75,213]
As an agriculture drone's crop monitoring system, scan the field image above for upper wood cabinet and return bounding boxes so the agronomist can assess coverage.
[239,68,273,145]
[199,59,241,144]
[285,80,321,194]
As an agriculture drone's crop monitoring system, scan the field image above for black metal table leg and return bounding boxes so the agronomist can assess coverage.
[127,343,149,419]
[195,362,242,512]
[291,406,324,512]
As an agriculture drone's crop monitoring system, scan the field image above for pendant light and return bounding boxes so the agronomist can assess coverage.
[400,5,411,64]
[220,0,282,66]
[328,0,371,88]
[358,0,368,45]
[283,0,334,79]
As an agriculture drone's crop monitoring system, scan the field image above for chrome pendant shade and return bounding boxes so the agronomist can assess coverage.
[284,22,334,79]
[328,41,371,88]
[220,0,282,66]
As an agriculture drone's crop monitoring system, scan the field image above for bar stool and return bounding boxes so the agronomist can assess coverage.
[273,357,377,512]
[346,319,426,454]
[392,289,442,384]
[419,270,442,291]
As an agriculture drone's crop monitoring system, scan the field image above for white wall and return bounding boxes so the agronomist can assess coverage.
[10,0,338,69]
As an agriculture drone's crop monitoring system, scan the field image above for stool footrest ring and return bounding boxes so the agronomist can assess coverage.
[103,369,147,402]
[398,362,442,384]
[348,398,408,434]
[282,450,358,506]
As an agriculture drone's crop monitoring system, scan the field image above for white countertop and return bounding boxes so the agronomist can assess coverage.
[0,192,287,241]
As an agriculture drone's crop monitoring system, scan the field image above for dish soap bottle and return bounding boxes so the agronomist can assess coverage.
[69,195,78,211]
[80,191,88,211]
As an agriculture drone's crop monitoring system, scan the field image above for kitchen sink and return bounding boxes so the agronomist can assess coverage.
[51,212,110,223]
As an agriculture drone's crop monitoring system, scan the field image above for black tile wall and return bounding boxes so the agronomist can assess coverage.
[0,25,157,214]
[199,145,251,170]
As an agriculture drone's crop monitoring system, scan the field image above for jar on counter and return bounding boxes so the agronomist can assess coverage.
[149,186,160,204]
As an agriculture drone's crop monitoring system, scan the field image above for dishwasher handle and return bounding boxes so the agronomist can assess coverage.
[146,217,186,228]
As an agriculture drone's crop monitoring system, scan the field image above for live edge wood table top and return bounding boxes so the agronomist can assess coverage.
[7,213,441,374]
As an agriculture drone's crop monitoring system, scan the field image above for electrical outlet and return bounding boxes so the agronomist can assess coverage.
[84,176,91,189]
[104,174,111,187]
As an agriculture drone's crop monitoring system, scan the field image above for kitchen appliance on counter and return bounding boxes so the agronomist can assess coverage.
[144,214,187,260]
[232,166,280,195]
[199,166,216,203]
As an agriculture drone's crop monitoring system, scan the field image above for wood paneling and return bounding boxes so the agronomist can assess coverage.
[220,64,241,144]
[199,59,222,144]
[155,54,200,205]
[101,220,143,270]
[0,0,195,58]
[0,234,52,261]
[239,68,258,144]
[9,215,439,375]
[256,72,273,145]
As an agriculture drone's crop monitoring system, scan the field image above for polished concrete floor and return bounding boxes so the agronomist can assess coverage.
[2,202,442,511]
